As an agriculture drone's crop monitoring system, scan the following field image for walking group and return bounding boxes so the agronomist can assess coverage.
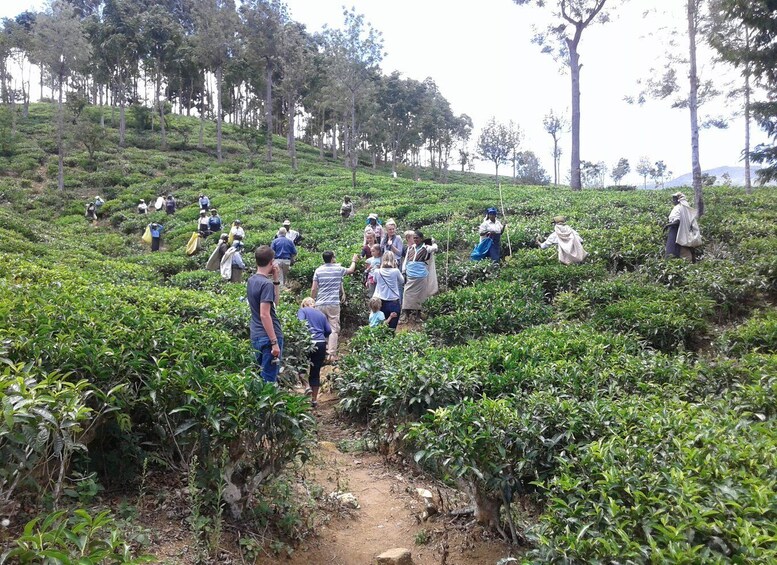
[124,189,702,409]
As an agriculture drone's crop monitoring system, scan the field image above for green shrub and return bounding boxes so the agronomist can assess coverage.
[1,508,153,563]
[717,309,777,356]
[529,399,777,563]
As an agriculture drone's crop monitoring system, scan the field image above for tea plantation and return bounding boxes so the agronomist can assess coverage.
[1,104,776,562]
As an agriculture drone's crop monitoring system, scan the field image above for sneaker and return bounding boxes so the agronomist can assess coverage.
[311,401,318,408]
[304,387,312,396]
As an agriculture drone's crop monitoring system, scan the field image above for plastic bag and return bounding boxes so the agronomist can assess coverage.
[142,225,152,244]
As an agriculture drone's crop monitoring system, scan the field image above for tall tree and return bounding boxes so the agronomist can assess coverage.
[708,0,758,192]
[100,0,143,146]
[636,156,652,189]
[322,7,384,188]
[507,120,522,184]
[633,3,718,215]
[193,0,238,162]
[140,4,182,150]
[542,109,566,185]
[241,0,287,162]
[711,0,777,184]
[34,0,91,190]
[278,20,313,170]
[515,150,550,185]
[477,117,512,181]
[513,0,611,190]
[611,157,630,184]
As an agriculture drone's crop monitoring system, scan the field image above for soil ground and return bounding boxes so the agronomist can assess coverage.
[281,374,517,565]
[130,360,519,565]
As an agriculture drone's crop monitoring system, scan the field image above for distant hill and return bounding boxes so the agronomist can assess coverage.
[665,166,775,188]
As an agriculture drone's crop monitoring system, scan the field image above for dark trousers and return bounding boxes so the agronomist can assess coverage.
[151,237,160,251]
[381,299,401,330]
[309,342,327,387]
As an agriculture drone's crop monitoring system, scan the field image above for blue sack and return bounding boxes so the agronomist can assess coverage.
[470,238,493,261]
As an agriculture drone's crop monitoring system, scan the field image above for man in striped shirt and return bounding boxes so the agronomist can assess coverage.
[311,250,359,362]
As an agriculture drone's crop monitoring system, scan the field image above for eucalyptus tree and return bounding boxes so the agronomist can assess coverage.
[513,0,612,190]
[33,0,91,190]
[708,0,760,191]
[140,4,182,149]
[240,0,287,161]
[542,109,566,185]
[278,20,314,170]
[193,0,239,162]
[100,0,143,145]
[515,150,550,185]
[709,0,777,185]
[636,156,652,189]
[3,13,37,117]
[379,72,427,174]
[477,117,513,181]
[321,7,384,188]
[611,157,630,184]
[507,120,522,184]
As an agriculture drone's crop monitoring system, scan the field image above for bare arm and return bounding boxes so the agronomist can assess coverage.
[311,280,319,300]
[344,253,359,276]
[259,302,280,358]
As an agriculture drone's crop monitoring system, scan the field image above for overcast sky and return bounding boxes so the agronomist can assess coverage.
[2,0,764,184]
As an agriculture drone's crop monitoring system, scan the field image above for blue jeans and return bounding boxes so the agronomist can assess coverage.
[251,336,284,383]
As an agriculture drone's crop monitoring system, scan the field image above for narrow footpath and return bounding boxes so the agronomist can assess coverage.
[284,366,514,565]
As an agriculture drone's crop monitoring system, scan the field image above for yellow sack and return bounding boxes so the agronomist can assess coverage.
[142,225,152,244]
[185,232,201,256]
[228,223,235,245]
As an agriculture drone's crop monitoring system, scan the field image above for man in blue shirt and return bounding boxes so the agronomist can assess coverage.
[199,194,210,211]
[270,227,297,287]
[247,245,282,384]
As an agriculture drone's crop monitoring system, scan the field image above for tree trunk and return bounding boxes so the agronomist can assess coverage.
[743,29,752,195]
[568,36,582,191]
[350,92,358,183]
[198,71,206,149]
[265,66,273,162]
[216,65,223,162]
[57,68,64,191]
[287,97,297,171]
[687,0,704,216]
[156,61,166,150]
[331,122,337,160]
[99,86,104,129]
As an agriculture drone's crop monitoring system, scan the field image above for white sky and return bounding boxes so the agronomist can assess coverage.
[2,0,765,184]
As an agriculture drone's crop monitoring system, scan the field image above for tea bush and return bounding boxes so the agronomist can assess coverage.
[529,398,777,563]
[717,309,777,356]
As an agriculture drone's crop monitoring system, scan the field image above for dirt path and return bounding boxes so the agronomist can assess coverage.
[282,367,515,565]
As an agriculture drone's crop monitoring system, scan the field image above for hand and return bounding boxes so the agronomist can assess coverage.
[352,253,359,263]
[271,344,280,358]
[388,312,398,320]
[271,263,280,279]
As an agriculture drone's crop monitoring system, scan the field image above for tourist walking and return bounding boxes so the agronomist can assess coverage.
[311,251,359,362]
[297,297,331,407]
[372,251,404,331]
[247,246,283,384]
[271,227,297,287]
